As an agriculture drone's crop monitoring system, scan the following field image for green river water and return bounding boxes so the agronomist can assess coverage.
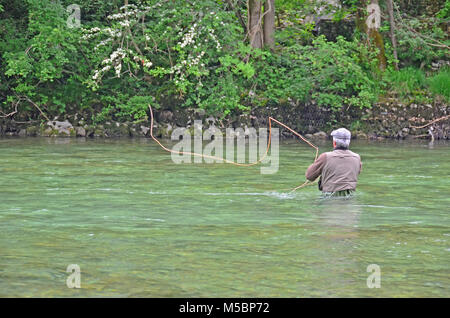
[0,137,449,297]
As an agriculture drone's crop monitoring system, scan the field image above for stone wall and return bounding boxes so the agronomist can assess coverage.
[1,98,448,141]
[315,19,355,42]
[360,98,449,140]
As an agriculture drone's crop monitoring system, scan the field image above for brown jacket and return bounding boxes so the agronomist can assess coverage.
[306,149,362,192]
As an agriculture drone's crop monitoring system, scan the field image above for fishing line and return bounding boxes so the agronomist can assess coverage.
[148,105,319,193]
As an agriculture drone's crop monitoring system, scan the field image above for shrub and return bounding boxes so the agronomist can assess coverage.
[254,36,379,111]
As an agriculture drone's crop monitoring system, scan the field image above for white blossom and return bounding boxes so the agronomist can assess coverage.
[115,63,122,77]
[119,20,131,28]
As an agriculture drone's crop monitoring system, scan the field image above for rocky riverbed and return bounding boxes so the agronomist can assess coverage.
[0,98,448,141]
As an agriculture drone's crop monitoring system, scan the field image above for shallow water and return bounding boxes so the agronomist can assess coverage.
[0,137,448,297]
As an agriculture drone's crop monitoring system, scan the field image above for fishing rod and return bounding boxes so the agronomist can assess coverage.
[148,105,319,193]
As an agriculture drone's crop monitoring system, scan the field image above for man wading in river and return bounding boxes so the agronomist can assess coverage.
[305,128,362,197]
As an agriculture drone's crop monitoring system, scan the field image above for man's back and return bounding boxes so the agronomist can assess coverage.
[305,128,362,194]
[321,149,361,192]
[306,149,362,193]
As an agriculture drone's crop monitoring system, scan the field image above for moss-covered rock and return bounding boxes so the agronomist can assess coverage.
[355,131,368,139]
[42,127,58,137]
[313,131,328,139]
[103,122,130,137]
[94,126,106,137]
[173,109,190,127]
[75,126,86,137]
[84,125,95,137]
[26,126,39,136]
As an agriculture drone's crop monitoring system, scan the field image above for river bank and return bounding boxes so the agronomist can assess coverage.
[1,98,448,140]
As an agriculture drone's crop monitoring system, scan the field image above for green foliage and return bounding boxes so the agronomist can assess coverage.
[2,0,85,116]
[427,67,450,101]
[254,36,379,111]
[436,0,450,19]
[384,67,427,97]
[392,8,449,68]
[78,0,249,116]
[0,0,447,124]
[300,36,379,110]
[95,94,158,123]
[384,66,450,102]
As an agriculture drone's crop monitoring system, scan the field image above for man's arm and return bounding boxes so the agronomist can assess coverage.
[305,153,327,181]
[358,154,362,174]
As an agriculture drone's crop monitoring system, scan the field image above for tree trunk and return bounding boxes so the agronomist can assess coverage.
[263,0,275,47]
[356,0,387,71]
[248,0,263,49]
[386,0,399,70]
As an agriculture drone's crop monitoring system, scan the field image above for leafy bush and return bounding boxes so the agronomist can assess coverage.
[0,0,447,124]
[78,1,379,117]
[95,94,158,123]
[254,36,379,111]
[393,8,449,68]
[2,0,86,117]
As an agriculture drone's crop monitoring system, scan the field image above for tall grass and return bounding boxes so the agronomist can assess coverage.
[385,66,450,101]
[427,67,450,101]
[385,67,426,97]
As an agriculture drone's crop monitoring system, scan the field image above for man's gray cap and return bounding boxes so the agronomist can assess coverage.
[331,128,351,140]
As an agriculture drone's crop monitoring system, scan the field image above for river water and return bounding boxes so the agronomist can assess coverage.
[0,137,448,297]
